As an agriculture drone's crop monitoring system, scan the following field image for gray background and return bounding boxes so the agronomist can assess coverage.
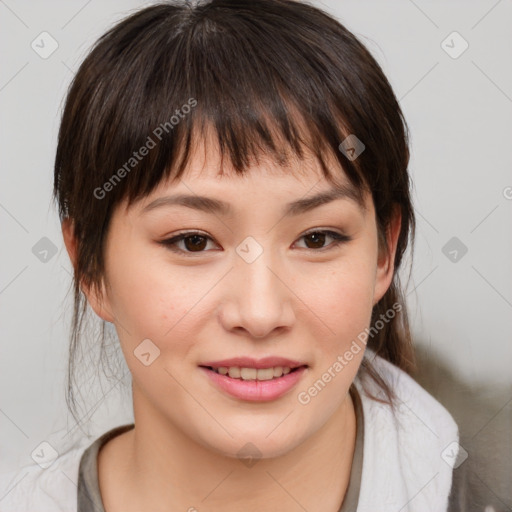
[1,0,511,508]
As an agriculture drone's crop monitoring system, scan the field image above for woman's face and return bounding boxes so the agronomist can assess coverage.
[83,140,397,459]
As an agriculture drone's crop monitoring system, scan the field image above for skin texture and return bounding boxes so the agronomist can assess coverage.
[63,138,401,512]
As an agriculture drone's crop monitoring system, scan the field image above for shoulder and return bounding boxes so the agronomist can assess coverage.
[361,352,459,434]
[354,351,459,512]
[0,438,91,512]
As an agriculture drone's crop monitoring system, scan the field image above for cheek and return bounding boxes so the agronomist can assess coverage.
[306,252,376,354]
[104,245,210,346]
[296,258,375,412]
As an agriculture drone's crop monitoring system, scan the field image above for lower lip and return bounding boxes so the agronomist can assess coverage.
[200,366,308,402]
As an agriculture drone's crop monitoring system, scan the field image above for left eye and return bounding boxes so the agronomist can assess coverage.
[159,230,351,255]
[295,230,351,250]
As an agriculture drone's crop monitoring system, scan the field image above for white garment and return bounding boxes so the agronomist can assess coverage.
[0,353,458,512]
[355,352,458,511]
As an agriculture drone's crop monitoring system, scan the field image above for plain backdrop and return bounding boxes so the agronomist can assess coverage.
[1,0,511,504]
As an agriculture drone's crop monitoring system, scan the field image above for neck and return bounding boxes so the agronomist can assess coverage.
[101,389,357,512]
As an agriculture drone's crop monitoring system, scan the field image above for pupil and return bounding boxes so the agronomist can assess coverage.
[185,235,206,251]
[306,232,325,249]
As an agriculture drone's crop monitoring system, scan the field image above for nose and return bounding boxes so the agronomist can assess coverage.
[219,246,295,339]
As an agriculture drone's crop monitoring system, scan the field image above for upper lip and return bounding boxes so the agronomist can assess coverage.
[200,356,308,369]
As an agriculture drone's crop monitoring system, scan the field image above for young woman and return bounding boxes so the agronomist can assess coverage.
[0,1,460,510]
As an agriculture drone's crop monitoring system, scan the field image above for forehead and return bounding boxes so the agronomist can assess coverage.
[134,162,371,224]
[150,130,366,198]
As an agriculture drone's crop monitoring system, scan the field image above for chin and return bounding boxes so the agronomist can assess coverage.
[195,422,309,462]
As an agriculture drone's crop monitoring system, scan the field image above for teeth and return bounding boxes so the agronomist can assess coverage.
[228,367,240,378]
[214,366,295,380]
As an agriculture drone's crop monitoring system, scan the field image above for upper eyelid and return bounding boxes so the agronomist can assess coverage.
[161,228,349,251]
[164,228,345,240]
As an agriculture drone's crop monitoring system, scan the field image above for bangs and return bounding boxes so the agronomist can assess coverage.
[57,1,373,219]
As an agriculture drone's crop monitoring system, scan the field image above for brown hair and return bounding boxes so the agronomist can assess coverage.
[53,0,416,425]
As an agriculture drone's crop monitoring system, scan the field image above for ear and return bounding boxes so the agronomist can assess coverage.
[372,206,402,306]
[61,218,114,323]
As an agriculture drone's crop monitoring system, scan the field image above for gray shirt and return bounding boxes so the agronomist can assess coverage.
[77,386,364,512]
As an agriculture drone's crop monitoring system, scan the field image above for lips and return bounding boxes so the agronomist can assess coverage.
[198,356,309,401]
[199,356,307,369]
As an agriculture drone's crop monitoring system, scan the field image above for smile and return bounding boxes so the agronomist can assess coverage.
[199,365,308,402]
[208,365,296,380]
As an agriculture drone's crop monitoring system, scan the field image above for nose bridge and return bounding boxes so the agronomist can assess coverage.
[236,235,282,302]
[228,234,292,335]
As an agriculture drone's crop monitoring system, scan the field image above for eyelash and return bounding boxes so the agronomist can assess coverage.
[159,229,351,256]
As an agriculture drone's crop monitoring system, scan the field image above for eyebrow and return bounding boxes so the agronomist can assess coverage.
[141,182,365,217]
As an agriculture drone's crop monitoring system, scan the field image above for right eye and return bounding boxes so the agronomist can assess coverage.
[159,231,219,255]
